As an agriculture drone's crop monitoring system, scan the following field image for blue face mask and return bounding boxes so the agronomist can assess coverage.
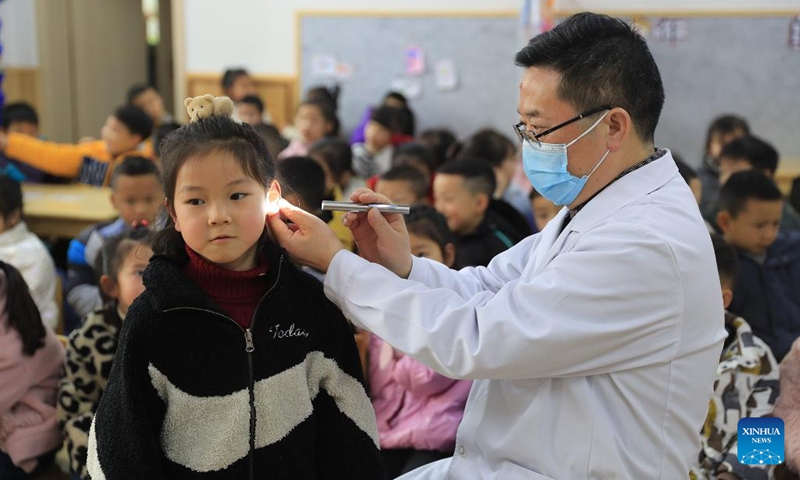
[522,112,610,206]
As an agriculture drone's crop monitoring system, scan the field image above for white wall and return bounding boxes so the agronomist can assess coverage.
[0,0,39,67]
[184,0,519,75]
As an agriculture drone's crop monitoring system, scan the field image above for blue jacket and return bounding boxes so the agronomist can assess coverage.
[729,232,800,361]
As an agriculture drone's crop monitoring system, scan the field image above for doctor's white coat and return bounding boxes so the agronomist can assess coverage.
[325,150,726,479]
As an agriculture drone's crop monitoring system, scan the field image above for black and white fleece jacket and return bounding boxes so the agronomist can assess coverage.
[86,246,386,479]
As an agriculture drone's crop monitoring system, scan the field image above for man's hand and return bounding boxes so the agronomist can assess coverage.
[343,188,413,278]
[266,199,344,272]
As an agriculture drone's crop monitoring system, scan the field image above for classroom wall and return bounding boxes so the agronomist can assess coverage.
[0,0,38,67]
[182,0,799,76]
[183,0,519,76]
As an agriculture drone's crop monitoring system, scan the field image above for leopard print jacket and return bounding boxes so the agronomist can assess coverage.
[57,304,121,480]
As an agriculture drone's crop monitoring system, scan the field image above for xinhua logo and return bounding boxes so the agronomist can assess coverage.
[738,417,784,465]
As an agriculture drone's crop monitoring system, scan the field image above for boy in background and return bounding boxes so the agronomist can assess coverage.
[715,135,800,231]
[127,84,173,129]
[66,157,162,318]
[0,102,63,183]
[716,171,800,361]
[309,138,363,201]
[0,105,153,186]
[691,235,780,480]
[376,165,430,206]
[433,159,528,267]
[235,95,266,127]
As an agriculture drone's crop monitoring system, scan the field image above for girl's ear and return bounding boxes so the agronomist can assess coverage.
[266,179,282,215]
[444,243,457,268]
[165,198,181,232]
[99,274,118,299]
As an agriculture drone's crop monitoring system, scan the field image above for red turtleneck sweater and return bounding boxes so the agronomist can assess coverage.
[183,246,269,329]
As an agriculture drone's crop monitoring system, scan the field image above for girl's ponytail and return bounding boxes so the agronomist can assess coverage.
[0,261,46,356]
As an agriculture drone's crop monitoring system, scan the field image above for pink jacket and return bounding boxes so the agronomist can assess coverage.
[0,283,65,473]
[369,334,471,452]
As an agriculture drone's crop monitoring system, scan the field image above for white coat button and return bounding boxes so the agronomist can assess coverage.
[457,445,466,457]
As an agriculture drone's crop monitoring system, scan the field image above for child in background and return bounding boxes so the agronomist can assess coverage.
[152,121,182,164]
[59,227,153,480]
[714,135,800,231]
[127,84,173,129]
[454,129,532,221]
[235,95,266,127]
[352,106,410,178]
[376,165,430,206]
[690,235,780,480]
[0,175,60,329]
[392,142,437,184]
[0,261,65,479]
[529,187,561,233]
[698,115,750,219]
[417,128,456,171]
[716,171,800,361]
[0,102,60,183]
[66,156,162,318]
[87,115,383,479]
[277,157,330,282]
[221,68,256,102]
[433,159,528,267]
[309,138,364,201]
[370,205,470,478]
[277,100,338,160]
[0,105,154,186]
[350,91,415,145]
[277,157,327,217]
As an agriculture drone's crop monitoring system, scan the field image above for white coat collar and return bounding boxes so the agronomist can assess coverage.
[567,149,678,234]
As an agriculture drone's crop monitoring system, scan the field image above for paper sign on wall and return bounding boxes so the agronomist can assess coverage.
[310,54,338,78]
[404,45,426,75]
[435,59,458,91]
[653,18,690,43]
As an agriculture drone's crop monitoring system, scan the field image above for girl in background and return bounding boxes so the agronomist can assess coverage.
[369,205,471,478]
[0,261,64,479]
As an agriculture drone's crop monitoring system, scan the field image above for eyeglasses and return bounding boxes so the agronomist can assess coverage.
[513,105,612,147]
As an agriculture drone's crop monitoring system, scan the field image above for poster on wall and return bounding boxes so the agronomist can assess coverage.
[404,45,426,75]
[310,54,338,78]
[435,59,458,91]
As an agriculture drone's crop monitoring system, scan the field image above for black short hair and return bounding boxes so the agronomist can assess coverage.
[392,143,436,176]
[222,68,250,90]
[253,123,290,161]
[1,102,38,129]
[711,234,738,288]
[277,157,326,213]
[0,174,23,220]
[719,136,780,174]
[238,95,265,114]
[405,205,456,258]
[418,128,457,169]
[154,122,182,158]
[514,12,664,143]
[309,138,352,179]
[305,85,340,110]
[384,91,408,107]
[437,158,496,198]
[791,176,800,215]
[370,106,405,132]
[379,165,429,201]
[110,156,161,188]
[455,129,516,168]
[704,114,750,155]
[126,84,155,104]
[113,105,154,141]
[718,170,783,218]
